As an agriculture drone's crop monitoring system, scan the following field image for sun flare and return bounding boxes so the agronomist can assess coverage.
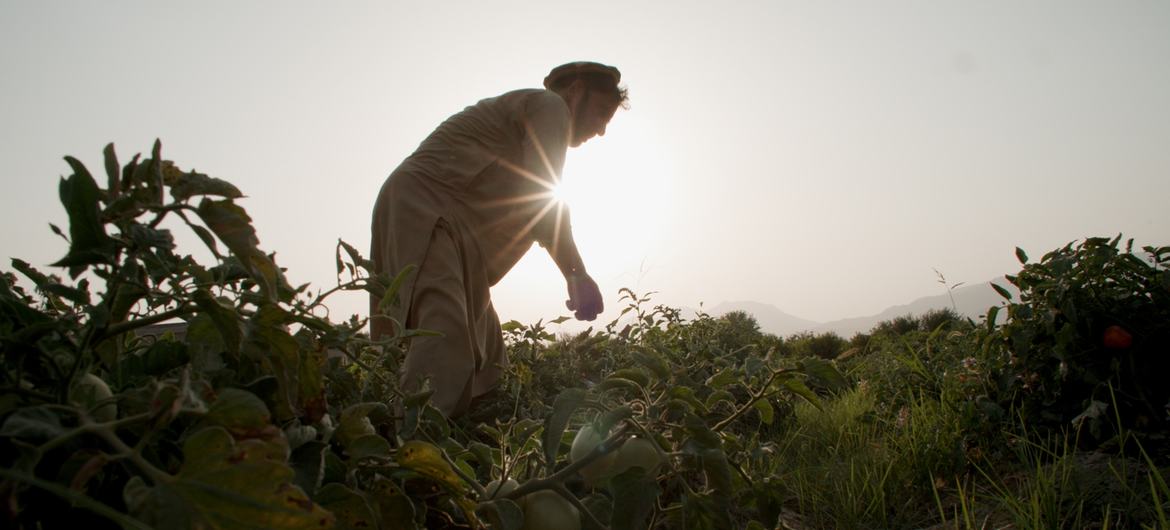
[553,114,673,279]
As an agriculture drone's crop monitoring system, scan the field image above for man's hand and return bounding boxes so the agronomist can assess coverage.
[565,273,603,321]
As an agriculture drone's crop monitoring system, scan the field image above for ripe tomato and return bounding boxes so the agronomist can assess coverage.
[1103,325,1133,349]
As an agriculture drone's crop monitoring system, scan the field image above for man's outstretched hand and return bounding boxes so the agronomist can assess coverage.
[565,273,603,321]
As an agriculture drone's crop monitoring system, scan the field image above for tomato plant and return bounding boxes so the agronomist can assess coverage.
[981,237,1170,446]
[0,142,842,530]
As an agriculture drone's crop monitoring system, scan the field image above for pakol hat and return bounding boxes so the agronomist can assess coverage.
[543,61,621,89]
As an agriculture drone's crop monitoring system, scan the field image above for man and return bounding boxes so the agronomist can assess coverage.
[370,62,628,416]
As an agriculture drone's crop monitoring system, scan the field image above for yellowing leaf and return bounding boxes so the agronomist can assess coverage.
[396,440,466,493]
[130,427,333,529]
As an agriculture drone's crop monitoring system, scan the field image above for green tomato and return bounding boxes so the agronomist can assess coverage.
[569,425,615,484]
[71,373,117,422]
[484,478,520,501]
[609,437,663,478]
[522,490,580,530]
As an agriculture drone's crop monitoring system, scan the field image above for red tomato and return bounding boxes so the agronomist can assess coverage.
[1103,325,1133,349]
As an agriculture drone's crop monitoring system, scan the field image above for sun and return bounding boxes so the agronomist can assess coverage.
[553,114,673,280]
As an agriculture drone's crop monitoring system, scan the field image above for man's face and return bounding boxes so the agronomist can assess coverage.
[569,90,619,148]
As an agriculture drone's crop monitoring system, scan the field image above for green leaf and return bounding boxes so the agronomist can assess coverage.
[192,289,241,354]
[992,282,1013,300]
[102,143,121,198]
[683,413,720,449]
[297,346,328,424]
[53,157,117,270]
[117,340,189,385]
[336,402,386,446]
[0,405,67,444]
[611,368,650,387]
[368,477,420,530]
[631,347,670,379]
[377,264,417,312]
[986,305,1000,333]
[699,447,734,512]
[609,467,661,530]
[705,368,737,389]
[170,170,243,201]
[800,358,848,394]
[196,198,279,301]
[244,305,308,421]
[544,387,586,468]
[753,399,775,425]
[315,483,378,530]
[346,434,392,460]
[130,426,333,529]
[1015,247,1029,264]
[597,406,634,434]
[289,441,327,496]
[204,388,275,439]
[780,378,822,411]
[598,376,643,394]
[704,390,734,409]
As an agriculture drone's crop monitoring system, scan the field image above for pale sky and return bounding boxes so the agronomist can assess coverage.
[2,2,1168,331]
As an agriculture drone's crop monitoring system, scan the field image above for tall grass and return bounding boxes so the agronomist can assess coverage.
[774,383,965,529]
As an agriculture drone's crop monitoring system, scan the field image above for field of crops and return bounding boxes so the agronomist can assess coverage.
[2,144,1168,529]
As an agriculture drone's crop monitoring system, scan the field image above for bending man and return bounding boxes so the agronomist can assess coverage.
[370,62,628,416]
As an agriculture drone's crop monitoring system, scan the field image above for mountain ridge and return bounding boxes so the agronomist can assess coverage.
[705,278,1016,337]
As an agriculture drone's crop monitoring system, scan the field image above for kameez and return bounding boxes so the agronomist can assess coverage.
[370,88,572,415]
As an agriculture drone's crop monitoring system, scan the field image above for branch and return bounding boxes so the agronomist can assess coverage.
[553,482,610,530]
[712,368,797,433]
[498,426,629,528]
[97,305,196,342]
[0,468,154,530]
[82,415,173,485]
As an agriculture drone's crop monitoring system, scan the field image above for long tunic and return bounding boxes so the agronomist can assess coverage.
[369,88,572,414]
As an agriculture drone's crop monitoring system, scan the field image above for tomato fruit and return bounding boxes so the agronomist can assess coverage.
[1103,325,1133,349]
[484,478,520,501]
[71,373,117,422]
[522,490,580,530]
[570,425,616,483]
[609,437,663,478]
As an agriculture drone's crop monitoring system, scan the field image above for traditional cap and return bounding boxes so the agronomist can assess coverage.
[543,61,621,89]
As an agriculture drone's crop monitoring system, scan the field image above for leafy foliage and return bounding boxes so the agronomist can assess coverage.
[0,143,834,530]
[4,142,1168,529]
[980,237,1170,447]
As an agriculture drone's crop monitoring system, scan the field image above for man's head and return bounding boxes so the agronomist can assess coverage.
[544,61,629,147]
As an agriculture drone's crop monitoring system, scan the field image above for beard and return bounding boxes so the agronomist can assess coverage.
[569,91,594,146]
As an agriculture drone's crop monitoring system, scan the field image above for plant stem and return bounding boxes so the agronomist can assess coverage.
[82,415,173,485]
[98,305,196,342]
[506,428,629,500]
[553,482,610,530]
[0,468,154,530]
[712,368,795,433]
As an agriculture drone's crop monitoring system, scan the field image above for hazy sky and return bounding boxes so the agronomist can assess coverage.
[2,2,1168,330]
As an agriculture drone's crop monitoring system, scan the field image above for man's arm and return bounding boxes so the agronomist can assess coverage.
[521,91,604,321]
[539,207,603,321]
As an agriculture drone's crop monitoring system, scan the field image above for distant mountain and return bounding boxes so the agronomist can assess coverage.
[706,300,822,336]
[706,278,1017,338]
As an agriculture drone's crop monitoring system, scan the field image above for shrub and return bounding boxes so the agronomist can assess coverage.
[981,236,1170,448]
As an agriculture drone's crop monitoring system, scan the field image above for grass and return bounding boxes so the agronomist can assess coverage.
[765,330,1170,529]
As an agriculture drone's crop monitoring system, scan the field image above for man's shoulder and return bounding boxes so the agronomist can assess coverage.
[474,88,564,112]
